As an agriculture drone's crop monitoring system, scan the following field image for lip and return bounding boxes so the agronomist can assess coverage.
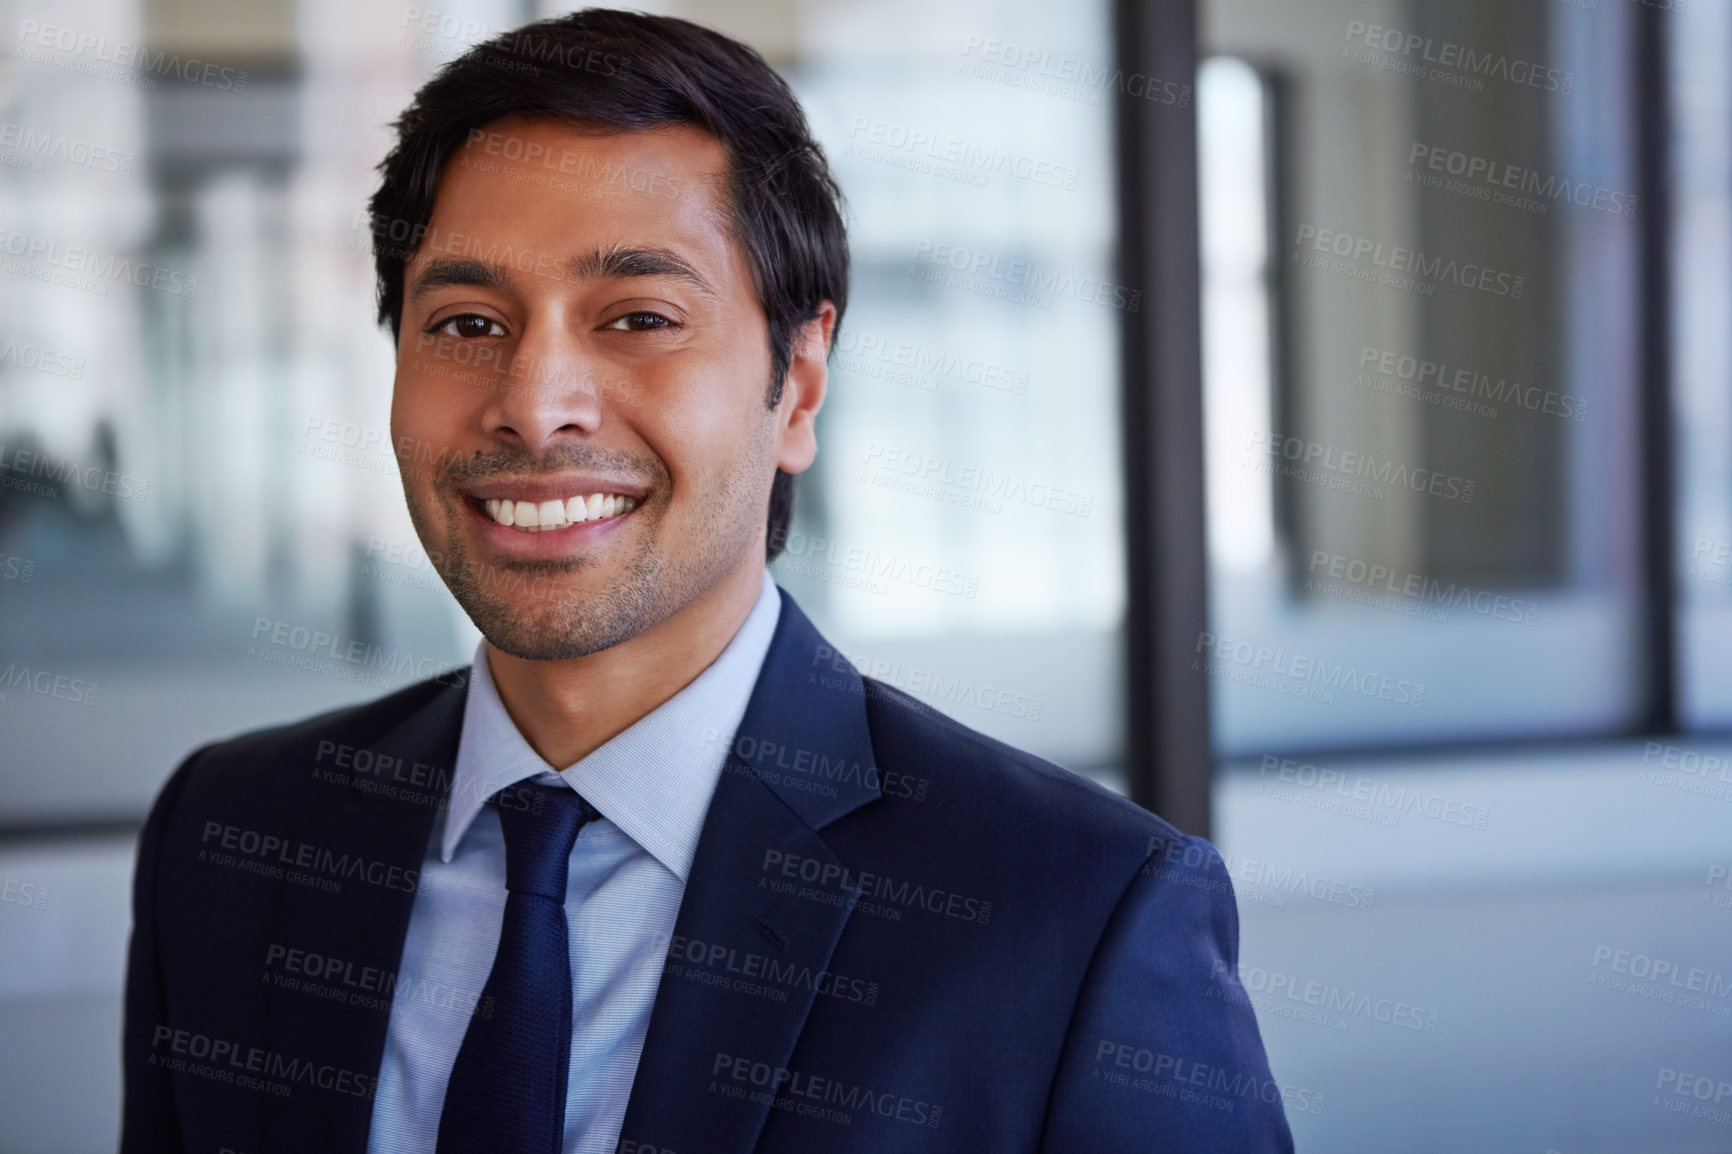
[460,492,642,558]
[458,474,650,504]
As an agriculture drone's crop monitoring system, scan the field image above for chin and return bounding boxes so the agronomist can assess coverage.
[409,477,761,662]
[456,566,665,661]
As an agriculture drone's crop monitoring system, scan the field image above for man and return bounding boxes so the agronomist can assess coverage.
[122,10,1293,1152]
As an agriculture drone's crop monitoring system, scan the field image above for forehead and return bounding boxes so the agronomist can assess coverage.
[411,117,742,286]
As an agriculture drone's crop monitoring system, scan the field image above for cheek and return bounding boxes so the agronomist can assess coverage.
[393,362,475,464]
[388,379,425,482]
[646,389,774,500]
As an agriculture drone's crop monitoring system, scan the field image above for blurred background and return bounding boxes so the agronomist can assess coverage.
[0,0,1727,1149]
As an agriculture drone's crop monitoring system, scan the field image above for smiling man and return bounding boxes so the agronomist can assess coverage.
[121,11,1292,1154]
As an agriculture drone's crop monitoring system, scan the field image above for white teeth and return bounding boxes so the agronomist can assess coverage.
[484,492,638,531]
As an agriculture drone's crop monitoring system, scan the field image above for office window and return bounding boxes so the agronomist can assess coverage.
[1673,0,1732,726]
[1194,4,1729,1152]
[1200,1,1645,756]
[777,0,1126,780]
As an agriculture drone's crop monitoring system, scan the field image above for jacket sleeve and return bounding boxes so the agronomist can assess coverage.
[1038,833,1298,1153]
[120,749,202,1153]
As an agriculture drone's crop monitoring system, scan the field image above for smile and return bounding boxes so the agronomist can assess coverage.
[482,493,640,532]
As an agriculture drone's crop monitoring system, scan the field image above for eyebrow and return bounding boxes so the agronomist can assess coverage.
[407,245,717,305]
[408,258,504,303]
[568,245,716,297]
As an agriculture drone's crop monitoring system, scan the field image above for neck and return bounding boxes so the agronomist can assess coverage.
[484,560,766,769]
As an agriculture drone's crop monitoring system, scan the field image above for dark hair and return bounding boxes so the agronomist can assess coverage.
[368,9,849,561]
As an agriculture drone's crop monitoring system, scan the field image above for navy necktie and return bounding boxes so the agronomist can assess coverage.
[436,782,600,1154]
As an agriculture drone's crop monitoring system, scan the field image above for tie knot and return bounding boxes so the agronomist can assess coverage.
[491,783,598,901]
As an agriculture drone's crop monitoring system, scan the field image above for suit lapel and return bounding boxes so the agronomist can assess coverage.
[617,590,882,1154]
[258,674,468,1152]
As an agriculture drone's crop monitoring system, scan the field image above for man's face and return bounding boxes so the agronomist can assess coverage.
[391,117,804,660]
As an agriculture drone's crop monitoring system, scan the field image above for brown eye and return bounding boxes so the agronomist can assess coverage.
[435,314,504,339]
[605,311,676,332]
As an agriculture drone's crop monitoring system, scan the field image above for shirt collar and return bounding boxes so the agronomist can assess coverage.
[442,570,782,881]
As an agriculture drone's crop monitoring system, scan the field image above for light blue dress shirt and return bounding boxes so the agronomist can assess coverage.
[367,571,782,1153]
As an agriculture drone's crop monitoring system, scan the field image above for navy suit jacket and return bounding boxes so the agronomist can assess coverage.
[122,589,1294,1152]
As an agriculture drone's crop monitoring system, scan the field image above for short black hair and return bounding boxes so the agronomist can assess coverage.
[368,9,849,561]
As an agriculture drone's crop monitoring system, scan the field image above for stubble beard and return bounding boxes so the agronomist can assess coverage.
[403,447,770,662]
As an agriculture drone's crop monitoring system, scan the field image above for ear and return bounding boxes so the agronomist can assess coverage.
[774,301,836,475]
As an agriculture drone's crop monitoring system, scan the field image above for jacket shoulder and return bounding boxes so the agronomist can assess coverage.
[157,670,469,814]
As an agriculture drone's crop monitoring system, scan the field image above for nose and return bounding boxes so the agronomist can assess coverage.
[481,311,603,452]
